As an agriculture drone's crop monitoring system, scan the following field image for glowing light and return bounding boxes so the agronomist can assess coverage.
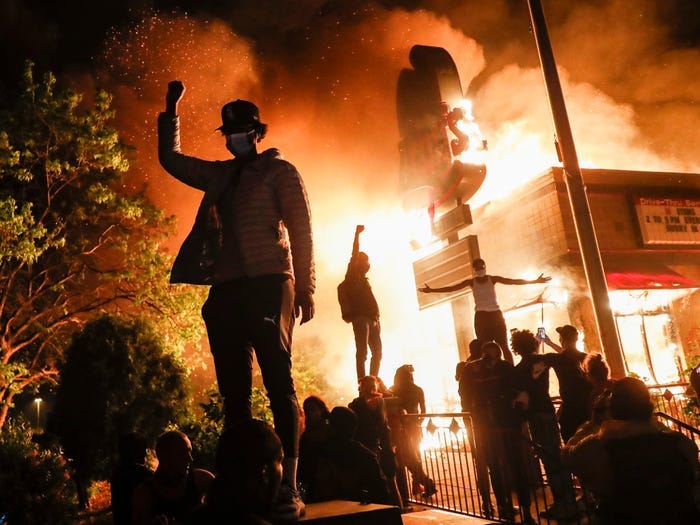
[453,99,488,166]
[403,208,434,250]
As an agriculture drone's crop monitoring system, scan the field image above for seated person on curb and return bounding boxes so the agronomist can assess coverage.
[132,430,214,525]
[298,395,331,501]
[349,375,403,508]
[563,377,700,525]
[309,406,391,505]
[111,432,154,525]
[188,419,283,525]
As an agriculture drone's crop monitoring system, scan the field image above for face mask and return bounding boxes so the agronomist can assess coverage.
[475,269,486,277]
[226,132,254,157]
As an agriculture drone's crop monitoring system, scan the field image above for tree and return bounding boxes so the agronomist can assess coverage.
[0,419,77,524]
[46,314,191,507]
[0,62,206,427]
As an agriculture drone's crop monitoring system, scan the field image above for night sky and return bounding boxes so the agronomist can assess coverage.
[2,0,699,403]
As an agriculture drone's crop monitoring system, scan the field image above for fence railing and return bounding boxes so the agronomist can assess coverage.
[398,412,596,524]
[647,383,700,429]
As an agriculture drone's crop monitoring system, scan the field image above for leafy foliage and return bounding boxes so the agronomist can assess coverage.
[0,419,77,524]
[46,315,190,504]
[0,61,206,427]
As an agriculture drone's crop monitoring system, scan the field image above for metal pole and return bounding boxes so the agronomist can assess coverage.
[526,0,626,378]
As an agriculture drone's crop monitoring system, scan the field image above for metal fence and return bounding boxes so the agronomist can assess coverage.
[398,405,700,524]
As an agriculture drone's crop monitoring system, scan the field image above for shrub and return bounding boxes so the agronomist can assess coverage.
[0,419,77,524]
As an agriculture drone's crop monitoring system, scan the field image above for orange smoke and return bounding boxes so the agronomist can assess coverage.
[92,1,699,410]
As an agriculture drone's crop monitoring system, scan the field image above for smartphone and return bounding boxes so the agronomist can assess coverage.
[537,327,546,340]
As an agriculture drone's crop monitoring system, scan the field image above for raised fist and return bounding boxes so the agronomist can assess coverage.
[166,80,186,105]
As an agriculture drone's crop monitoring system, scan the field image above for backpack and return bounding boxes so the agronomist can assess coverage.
[337,280,353,322]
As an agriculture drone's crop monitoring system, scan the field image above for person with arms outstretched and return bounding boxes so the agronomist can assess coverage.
[419,258,550,364]
[158,80,314,522]
[338,225,382,381]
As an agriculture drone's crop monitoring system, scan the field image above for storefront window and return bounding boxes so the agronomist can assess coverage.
[610,290,688,385]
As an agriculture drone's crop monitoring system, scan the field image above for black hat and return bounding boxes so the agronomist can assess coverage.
[217,99,263,134]
[555,325,578,340]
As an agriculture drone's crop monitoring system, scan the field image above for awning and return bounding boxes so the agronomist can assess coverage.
[604,262,698,291]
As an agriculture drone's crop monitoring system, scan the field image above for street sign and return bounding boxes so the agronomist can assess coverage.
[413,235,480,310]
[432,203,472,240]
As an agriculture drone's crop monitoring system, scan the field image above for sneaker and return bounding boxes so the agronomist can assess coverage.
[270,481,306,523]
[421,479,438,498]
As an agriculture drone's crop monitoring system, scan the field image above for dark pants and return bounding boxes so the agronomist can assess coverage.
[558,402,590,443]
[528,412,576,507]
[352,317,382,381]
[202,275,300,457]
[473,418,532,517]
[474,310,513,364]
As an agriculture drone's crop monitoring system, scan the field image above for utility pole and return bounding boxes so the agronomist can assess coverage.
[526,0,626,378]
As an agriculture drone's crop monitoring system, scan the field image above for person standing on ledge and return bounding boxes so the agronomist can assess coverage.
[158,80,314,522]
[419,258,550,364]
[338,225,383,381]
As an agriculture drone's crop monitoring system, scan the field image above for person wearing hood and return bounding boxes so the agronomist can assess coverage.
[158,81,315,523]
[563,377,699,524]
[419,258,550,364]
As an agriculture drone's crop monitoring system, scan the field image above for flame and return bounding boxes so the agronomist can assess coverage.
[453,98,488,166]
[92,3,700,410]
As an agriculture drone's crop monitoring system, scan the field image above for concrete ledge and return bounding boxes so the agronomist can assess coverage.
[301,500,402,524]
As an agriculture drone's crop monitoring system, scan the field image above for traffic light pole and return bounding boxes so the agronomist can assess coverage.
[526,0,626,378]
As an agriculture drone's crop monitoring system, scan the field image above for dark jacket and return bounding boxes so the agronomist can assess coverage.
[338,274,379,322]
[158,113,315,294]
[564,419,700,524]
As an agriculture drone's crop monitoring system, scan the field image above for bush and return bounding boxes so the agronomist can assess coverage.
[0,419,77,524]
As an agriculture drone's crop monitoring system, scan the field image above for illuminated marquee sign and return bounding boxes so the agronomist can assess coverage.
[634,196,700,245]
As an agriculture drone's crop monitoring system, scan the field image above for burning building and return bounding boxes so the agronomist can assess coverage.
[400,45,700,387]
[438,167,700,386]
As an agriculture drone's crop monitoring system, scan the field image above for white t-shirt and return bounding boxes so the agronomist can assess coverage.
[471,276,500,312]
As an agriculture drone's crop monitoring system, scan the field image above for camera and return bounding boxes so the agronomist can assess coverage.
[537,327,546,340]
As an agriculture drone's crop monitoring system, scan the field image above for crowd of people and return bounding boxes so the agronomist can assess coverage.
[455,329,700,524]
[109,363,436,524]
[150,79,699,524]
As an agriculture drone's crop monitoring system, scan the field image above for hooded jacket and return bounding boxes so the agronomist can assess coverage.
[158,113,315,295]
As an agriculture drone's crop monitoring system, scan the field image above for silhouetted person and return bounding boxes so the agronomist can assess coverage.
[298,395,330,501]
[511,329,578,521]
[459,341,535,524]
[420,258,550,364]
[564,377,700,525]
[309,406,391,505]
[132,431,214,525]
[159,81,314,522]
[349,375,403,507]
[455,338,483,382]
[456,338,491,515]
[389,365,436,499]
[111,432,154,525]
[338,225,382,381]
[583,352,615,416]
[189,419,283,525]
[541,325,593,442]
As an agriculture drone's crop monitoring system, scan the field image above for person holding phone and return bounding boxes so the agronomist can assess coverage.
[419,258,550,364]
